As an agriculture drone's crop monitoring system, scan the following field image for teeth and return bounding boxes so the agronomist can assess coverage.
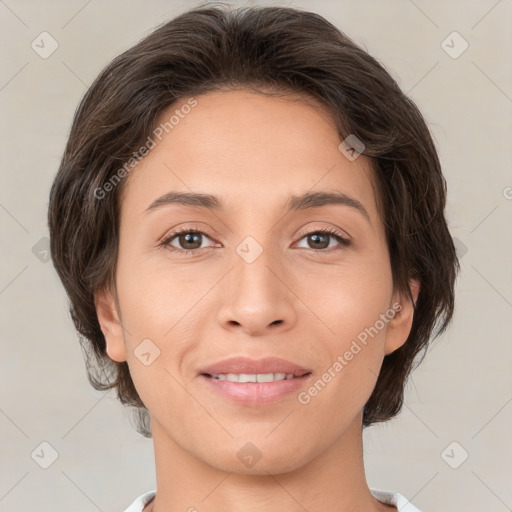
[210,372,295,382]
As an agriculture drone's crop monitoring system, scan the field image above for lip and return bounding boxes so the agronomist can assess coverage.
[198,356,311,377]
[198,356,313,406]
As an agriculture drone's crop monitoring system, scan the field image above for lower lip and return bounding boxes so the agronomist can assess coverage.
[199,374,312,406]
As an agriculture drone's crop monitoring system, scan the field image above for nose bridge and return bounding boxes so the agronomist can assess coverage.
[217,231,296,334]
[230,203,282,287]
[232,232,282,302]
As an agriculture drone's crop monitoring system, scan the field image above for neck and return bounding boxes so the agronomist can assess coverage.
[144,412,395,512]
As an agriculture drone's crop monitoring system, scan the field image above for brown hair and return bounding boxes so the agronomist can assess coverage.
[48,2,459,437]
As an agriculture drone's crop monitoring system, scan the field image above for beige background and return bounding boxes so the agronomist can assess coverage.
[1,0,511,511]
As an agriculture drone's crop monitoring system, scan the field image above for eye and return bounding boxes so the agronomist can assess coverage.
[160,226,216,254]
[294,228,351,251]
[159,226,351,254]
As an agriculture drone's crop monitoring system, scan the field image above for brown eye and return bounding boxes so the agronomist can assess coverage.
[307,233,330,249]
[161,229,214,253]
[176,232,203,250]
[296,229,350,251]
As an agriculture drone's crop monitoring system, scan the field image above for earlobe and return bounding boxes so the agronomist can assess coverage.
[94,287,127,363]
[384,278,420,355]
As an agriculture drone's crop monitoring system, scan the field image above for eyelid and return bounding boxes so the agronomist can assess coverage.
[294,223,351,243]
[159,223,217,247]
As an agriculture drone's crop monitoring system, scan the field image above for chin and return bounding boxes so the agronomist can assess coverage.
[206,444,311,476]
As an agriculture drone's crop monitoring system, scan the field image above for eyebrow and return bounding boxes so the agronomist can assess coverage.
[145,190,372,227]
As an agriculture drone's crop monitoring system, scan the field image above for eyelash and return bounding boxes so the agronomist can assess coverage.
[159,225,351,254]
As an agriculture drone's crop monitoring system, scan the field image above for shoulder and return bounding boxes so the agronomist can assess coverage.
[122,490,156,512]
[370,488,423,512]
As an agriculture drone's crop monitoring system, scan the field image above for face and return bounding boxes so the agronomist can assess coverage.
[96,89,418,474]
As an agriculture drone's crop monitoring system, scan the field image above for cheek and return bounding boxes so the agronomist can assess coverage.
[297,285,391,441]
[116,245,202,336]
[299,256,393,400]
[298,254,393,339]
[114,250,211,400]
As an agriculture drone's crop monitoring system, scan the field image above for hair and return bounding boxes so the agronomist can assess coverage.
[48,2,460,438]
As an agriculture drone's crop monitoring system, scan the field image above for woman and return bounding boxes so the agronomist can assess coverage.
[48,4,459,511]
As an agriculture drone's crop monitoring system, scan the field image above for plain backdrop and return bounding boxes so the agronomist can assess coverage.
[1,1,511,511]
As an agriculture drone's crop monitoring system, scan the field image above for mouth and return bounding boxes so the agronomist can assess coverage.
[197,357,313,406]
[202,372,309,382]
[198,356,311,377]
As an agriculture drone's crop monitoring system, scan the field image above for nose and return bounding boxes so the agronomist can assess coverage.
[216,246,297,337]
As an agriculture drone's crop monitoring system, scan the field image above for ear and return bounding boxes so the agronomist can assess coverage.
[383,278,420,356]
[94,286,127,363]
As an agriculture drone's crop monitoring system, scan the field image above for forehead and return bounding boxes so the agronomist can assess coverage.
[121,89,380,223]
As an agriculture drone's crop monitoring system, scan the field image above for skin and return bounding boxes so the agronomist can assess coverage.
[95,89,419,512]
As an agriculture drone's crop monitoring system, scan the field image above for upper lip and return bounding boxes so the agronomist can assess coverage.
[199,357,312,377]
